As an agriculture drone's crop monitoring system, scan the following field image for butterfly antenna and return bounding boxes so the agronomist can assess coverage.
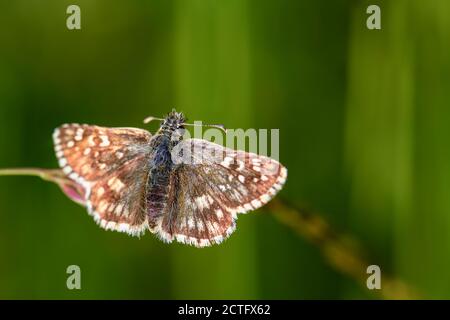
[183,122,227,133]
[143,116,165,124]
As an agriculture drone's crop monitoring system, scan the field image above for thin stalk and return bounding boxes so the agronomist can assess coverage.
[0,168,56,179]
[0,168,81,191]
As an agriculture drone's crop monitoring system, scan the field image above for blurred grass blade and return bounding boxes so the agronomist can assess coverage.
[268,198,419,299]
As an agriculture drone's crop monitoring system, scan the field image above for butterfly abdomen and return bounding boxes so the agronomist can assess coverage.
[146,135,174,228]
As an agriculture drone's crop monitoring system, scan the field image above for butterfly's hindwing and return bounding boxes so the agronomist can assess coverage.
[87,153,149,236]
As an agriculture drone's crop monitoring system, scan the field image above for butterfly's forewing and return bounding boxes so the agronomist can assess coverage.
[53,124,152,236]
[153,139,287,247]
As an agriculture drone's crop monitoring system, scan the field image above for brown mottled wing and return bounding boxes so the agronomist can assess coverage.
[53,124,152,236]
[152,139,287,247]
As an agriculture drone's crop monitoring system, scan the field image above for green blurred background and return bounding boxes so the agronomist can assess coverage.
[0,0,449,299]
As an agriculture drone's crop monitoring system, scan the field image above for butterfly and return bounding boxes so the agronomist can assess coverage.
[53,110,287,247]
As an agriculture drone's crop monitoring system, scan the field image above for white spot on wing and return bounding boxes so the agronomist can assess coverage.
[195,195,210,211]
[116,151,124,159]
[99,135,110,147]
[260,194,271,203]
[63,166,72,174]
[251,199,262,208]
[252,158,262,164]
[58,158,67,167]
[75,128,84,141]
[88,136,96,147]
[115,203,124,215]
[221,156,234,168]
[98,200,108,212]
[216,209,224,219]
[108,177,125,192]
[187,218,195,230]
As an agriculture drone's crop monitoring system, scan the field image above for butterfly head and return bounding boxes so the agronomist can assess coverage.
[143,109,226,135]
[160,110,186,133]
